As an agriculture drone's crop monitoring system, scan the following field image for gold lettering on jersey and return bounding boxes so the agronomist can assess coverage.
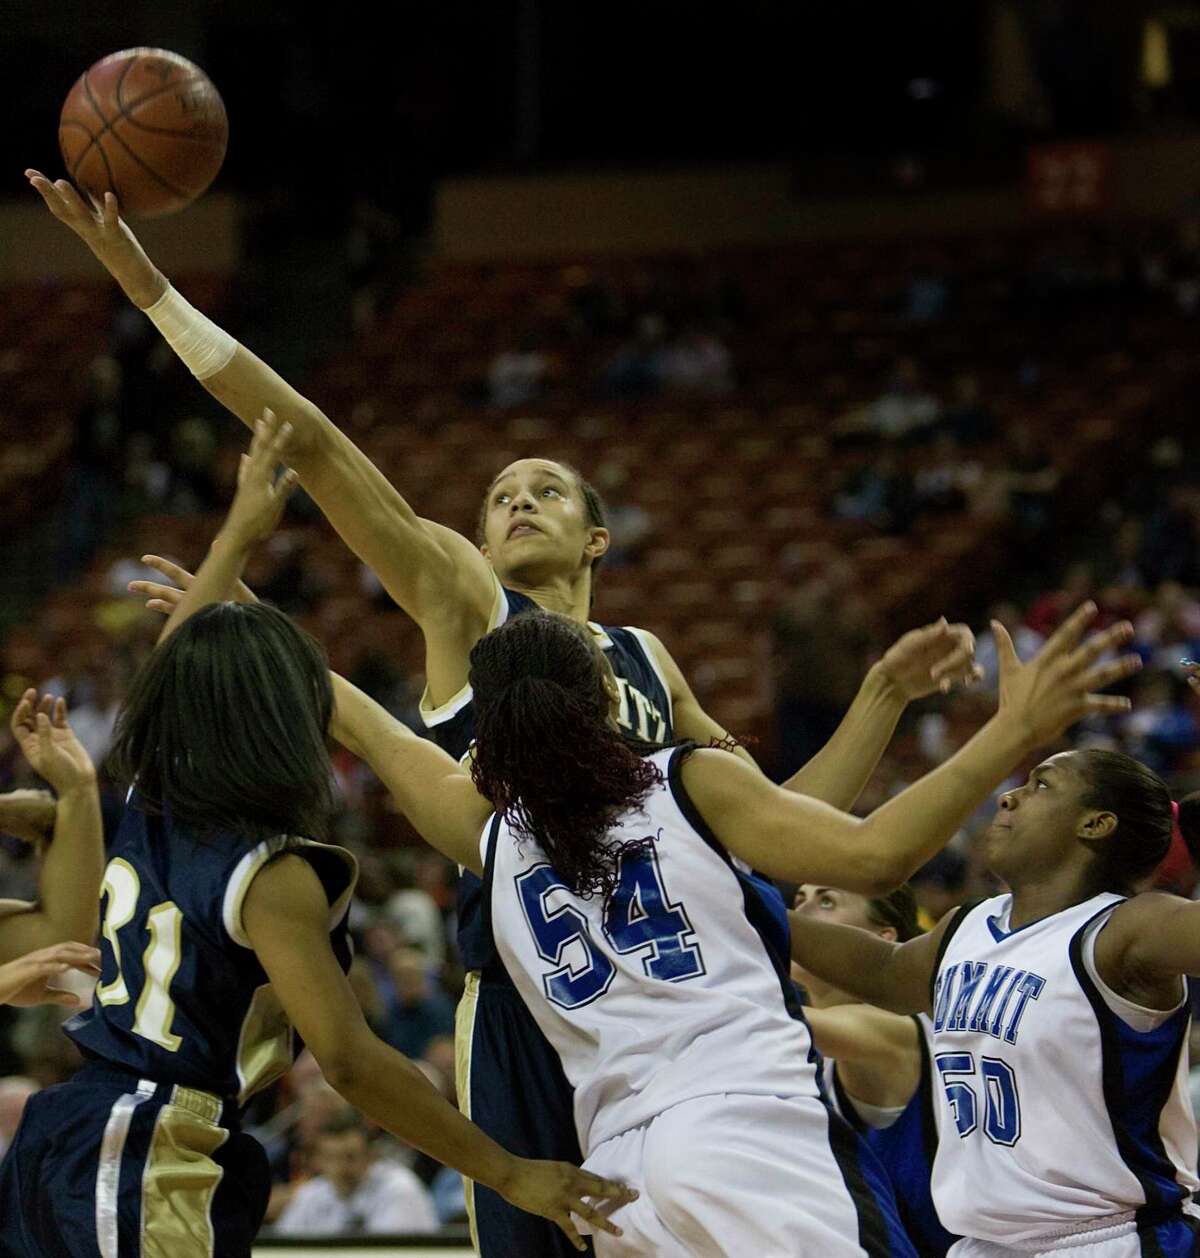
[97,858,141,1006]
[614,677,667,743]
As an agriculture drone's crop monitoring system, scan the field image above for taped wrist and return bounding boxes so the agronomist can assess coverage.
[142,285,238,380]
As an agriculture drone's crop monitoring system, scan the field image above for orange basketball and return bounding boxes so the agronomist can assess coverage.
[58,48,228,219]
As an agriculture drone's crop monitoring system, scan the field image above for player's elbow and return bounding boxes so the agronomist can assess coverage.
[836,847,909,898]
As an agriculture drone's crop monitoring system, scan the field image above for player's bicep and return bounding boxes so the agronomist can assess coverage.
[889,913,956,1014]
[242,855,370,1073]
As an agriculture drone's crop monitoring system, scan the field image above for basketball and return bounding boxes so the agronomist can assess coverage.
[58,48,227,219]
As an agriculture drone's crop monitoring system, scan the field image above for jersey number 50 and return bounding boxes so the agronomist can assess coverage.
[935,1051,1021,1147]
[517,848,706,1010]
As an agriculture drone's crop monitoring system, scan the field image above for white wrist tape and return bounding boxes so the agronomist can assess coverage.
[142,285,238,381]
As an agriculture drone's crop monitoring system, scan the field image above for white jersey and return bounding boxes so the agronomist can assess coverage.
[486,746,817,1154]
[930,893,1198,1246]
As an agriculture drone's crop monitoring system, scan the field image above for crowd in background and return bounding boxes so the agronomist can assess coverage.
[0,215,1198,1236]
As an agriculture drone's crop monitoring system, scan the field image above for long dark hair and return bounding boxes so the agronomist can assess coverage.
[468,610,660,901]
[106,602,336,843]
[1073,749,1200,894]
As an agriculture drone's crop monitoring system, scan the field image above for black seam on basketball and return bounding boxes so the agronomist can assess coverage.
[121,75,205,114]
[113,54,137,113]
[60,119,99,181]
[97,122,190,200]
[80,72,111,128]
[88,137,122,204]
[118,113,227,143]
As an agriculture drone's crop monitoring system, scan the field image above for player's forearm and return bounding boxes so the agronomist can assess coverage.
[790,914,918,1013]
[780,664,906,809]
[330,1036,519,1194]
[158,529,252,645]
[85,228,168,309]
[0,780,103,956]
[857,712,1027,886]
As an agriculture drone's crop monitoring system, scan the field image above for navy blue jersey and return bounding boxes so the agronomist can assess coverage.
[832,1016,957,1258]
[67,794,357,1105]
[421,582,675,972]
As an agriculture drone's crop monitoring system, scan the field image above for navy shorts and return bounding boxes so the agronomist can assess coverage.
[0,1062,269,1258]
[458,971,593,1258]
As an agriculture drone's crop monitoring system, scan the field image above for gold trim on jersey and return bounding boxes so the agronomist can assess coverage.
[235,982,294,1106]
[419,572,509,728]
[455,970,481,1254]
[140,1093,229,1258]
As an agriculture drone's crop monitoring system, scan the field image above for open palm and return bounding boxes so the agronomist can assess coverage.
[10,691,95,793]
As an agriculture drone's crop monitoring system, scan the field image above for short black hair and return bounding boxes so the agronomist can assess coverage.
[316,1109,368,1142]
[106,602,336,843]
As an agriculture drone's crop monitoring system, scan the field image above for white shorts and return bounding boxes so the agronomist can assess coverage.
[582,1091,900,1258]
[948,1206,1200,1258]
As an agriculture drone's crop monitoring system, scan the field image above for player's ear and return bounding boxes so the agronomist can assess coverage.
[1078,810,1118,841]
[585,528,610,562]
[877,926,898,944]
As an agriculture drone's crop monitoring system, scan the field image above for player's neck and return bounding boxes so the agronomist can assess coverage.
[1006,865,1095,929]
[509,573,593,624]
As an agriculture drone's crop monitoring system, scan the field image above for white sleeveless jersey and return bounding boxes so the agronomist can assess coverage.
[486,746,817,1154]
[929,893,1197,1245]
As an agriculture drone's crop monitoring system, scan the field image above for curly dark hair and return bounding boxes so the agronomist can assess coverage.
[468,610,661,902]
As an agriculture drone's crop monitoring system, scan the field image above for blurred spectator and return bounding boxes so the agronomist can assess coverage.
[63,355,126,574]
[1003,422,1060,549]
[771,568,874,779]
[598,314,665,399]
[909,847,969,929]
[657,326,734,395]
[1133,583,1200,669]
[833,453,916,534]
[378,948,455,1059]
[940,373,997,447]
[488,336,550,408]
[0,1076,36,1158]
[913,434,982,515]
[867,357,942,442]
[65,662,123,767]
[974,602,1046,690]
[1025,563,1096,638]
[1119,672,1198,774]
[594,463,653,568]
[382,874,448,964]
[273,1110,438,1237]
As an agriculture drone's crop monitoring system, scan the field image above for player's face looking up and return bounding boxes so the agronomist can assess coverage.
[987,748,1173,895]
[791,884,914,1000]
[478,459,609,588]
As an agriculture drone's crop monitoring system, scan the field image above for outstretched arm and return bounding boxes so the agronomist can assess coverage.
[802,1002,922,1074]
[0,693,103,959]
[26,175,495,673]
[1093,892,1200,1008]
[243,855,634,1251]
[329,676,492,873]
[679,605,1138,893]
[789,912,954,1015]
[648,619,977,811]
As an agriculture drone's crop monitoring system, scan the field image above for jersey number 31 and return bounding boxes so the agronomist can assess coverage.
[517,848,705,1009]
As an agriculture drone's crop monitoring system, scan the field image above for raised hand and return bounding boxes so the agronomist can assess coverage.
[25,170,165,308]
[500,1159,636,1252]
[995,602,1140,749]
[223,408,299,546]
[0,941,101,1008]
[877,618,981,700]
[10,691,96,794]
[129,554,257,616]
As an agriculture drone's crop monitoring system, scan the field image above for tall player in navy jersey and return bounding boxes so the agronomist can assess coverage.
[38,173,980,1256]
[0,416,633,1258]
[791,722,1200,1257]
[795,884,956,1258]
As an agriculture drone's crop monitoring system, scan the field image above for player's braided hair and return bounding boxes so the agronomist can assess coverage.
[469,609,660,903]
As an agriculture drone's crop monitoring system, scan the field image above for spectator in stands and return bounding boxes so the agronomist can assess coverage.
[63,355,126,574]
[64,661,123,767]
[1002,421,1060,551]
[940,372,997,446]
[598,313,666,398]
[974,601,1046,690]
[657,325,734,395]
[832,452,916,534]
[0,1077,36,1158]
[1139,484,1200,587]
[770,566,874,779]
[381,866,448,964]
[1025,562,1097,638]
[867,357,942,442]
[487,334,550,408]
[273,1110,439,1237]
[1119,671,1198,775]
[913,433,982,515]
[593,462,653,568]
[378,948,455,1059]
[1133,582,1200,669]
